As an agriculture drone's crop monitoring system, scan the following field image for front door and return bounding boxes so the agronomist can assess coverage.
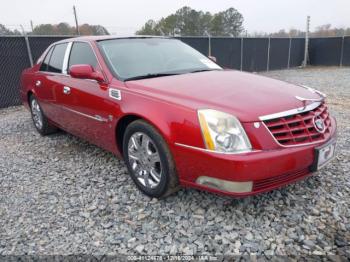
[56,41,118,151]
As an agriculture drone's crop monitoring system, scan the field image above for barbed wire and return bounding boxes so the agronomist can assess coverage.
[1,23,139,35]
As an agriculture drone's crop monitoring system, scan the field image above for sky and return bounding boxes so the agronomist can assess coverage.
[1,0,349,35]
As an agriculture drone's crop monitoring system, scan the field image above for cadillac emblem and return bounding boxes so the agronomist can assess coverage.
[313,115,326,133]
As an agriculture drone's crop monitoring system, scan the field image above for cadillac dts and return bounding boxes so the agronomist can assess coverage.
[20,36,336,198]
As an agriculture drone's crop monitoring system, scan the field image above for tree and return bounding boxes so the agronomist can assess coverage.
[199,12,212,35]
[136,20,160,35]
[210,14,225,36]
[56,23,73,35]
[158,15,178,36]
[288,28,304,37]
[0,24,21,35]
[136,6,244,37]
[270,29,289,37]
[266,24,350,38]
[32,24,56,35]
[175,7,203,36]
[31,22,109,35]
[90,25,109,35]
[220,8,244,36]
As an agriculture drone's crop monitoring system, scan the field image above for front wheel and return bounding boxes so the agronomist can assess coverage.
[29,95,57,135]
[123,120,179,198]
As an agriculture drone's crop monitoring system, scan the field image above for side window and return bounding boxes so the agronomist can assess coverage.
[48,43,68,73]
[68,42,98,71]
[39,46,54,71]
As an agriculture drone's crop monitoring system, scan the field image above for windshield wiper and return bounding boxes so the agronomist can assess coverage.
[124,73,180,81]
[189,69,219,74]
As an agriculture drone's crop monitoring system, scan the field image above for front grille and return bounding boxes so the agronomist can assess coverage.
[263,102,331,146]
[253,168,310,191]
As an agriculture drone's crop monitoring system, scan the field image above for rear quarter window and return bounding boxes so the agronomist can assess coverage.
[39,47,54,71]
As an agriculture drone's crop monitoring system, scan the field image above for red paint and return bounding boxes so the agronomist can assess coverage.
[20,36,337,197]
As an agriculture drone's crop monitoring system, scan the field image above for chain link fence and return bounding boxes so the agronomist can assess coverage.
[0,37,31,108]
[0,36,69,108]
[0,35,349,108]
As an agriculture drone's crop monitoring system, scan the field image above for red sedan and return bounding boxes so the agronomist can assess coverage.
[20,36,337,198]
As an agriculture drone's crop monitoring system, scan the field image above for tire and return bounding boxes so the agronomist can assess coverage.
[123,120,179,198]
[29,95,58,136]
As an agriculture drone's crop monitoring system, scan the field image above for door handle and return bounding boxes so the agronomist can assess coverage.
[63,86,71,95]
[35,80,41,87]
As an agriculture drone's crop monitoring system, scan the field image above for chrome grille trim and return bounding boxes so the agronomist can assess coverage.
[259,101,322,121]
[261,102,332,147]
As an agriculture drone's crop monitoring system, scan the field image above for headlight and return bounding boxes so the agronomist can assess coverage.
[198,109,252,153]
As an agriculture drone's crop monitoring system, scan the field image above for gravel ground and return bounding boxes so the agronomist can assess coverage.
[0,67,349,257]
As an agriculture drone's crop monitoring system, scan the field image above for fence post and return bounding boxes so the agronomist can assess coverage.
[287,38,292,69]
[205,31,211,56]
[340,36,345,67]
[302,16,310,67]
[240,38,244,71]
[24,35,34,67]
[266,37,271,71]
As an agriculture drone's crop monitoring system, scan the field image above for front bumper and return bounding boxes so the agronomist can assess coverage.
[172,117,337,197]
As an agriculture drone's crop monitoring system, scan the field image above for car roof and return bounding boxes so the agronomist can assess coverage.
[56,35,172,44]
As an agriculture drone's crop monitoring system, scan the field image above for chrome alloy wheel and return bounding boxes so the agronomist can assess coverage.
[31,98,43,130]
[127,132,162,189]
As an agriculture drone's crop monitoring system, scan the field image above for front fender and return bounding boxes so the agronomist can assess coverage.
[115,88,205,151]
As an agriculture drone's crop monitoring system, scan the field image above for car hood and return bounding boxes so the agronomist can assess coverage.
[124,70,322,122]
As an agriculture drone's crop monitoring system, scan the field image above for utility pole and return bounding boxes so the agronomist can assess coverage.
[30,20,34,32]
[302,16,310,67]
[73,5,80,35]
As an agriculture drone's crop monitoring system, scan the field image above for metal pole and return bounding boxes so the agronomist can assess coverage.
[73,5,80,35]
[302,16,310,67]
[287,38,292,69]
[340,36,345,67]
[30,20,34,32]
[267,37,271,71]
[205,31,211,56]
[208,35,211,56]
[240,38,244,71]
[20,25,33,66]
[24,36,34,67]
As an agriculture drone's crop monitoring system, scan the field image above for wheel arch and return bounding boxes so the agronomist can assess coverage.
[115,114,141,155]
[115,113,172,156]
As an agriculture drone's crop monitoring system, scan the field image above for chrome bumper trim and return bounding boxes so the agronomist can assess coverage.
[196,176,253,193]
[174,142,259,155]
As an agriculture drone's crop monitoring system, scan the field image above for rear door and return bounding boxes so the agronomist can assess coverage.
[57,41,116,151]
[34,43,69,125]
[33,46,56,118]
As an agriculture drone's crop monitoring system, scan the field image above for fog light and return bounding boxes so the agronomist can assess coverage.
[196,176,253,193]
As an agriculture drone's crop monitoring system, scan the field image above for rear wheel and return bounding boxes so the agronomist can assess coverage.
[29,95,57,135]
[123,120,179,198]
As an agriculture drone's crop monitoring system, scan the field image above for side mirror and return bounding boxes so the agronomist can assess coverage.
[208,56,217,63]
[69,64,105,82]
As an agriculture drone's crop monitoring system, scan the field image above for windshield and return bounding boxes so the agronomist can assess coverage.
[97,38,222,81]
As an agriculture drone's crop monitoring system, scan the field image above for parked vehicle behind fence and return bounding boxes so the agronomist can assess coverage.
[20,36,337,198]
